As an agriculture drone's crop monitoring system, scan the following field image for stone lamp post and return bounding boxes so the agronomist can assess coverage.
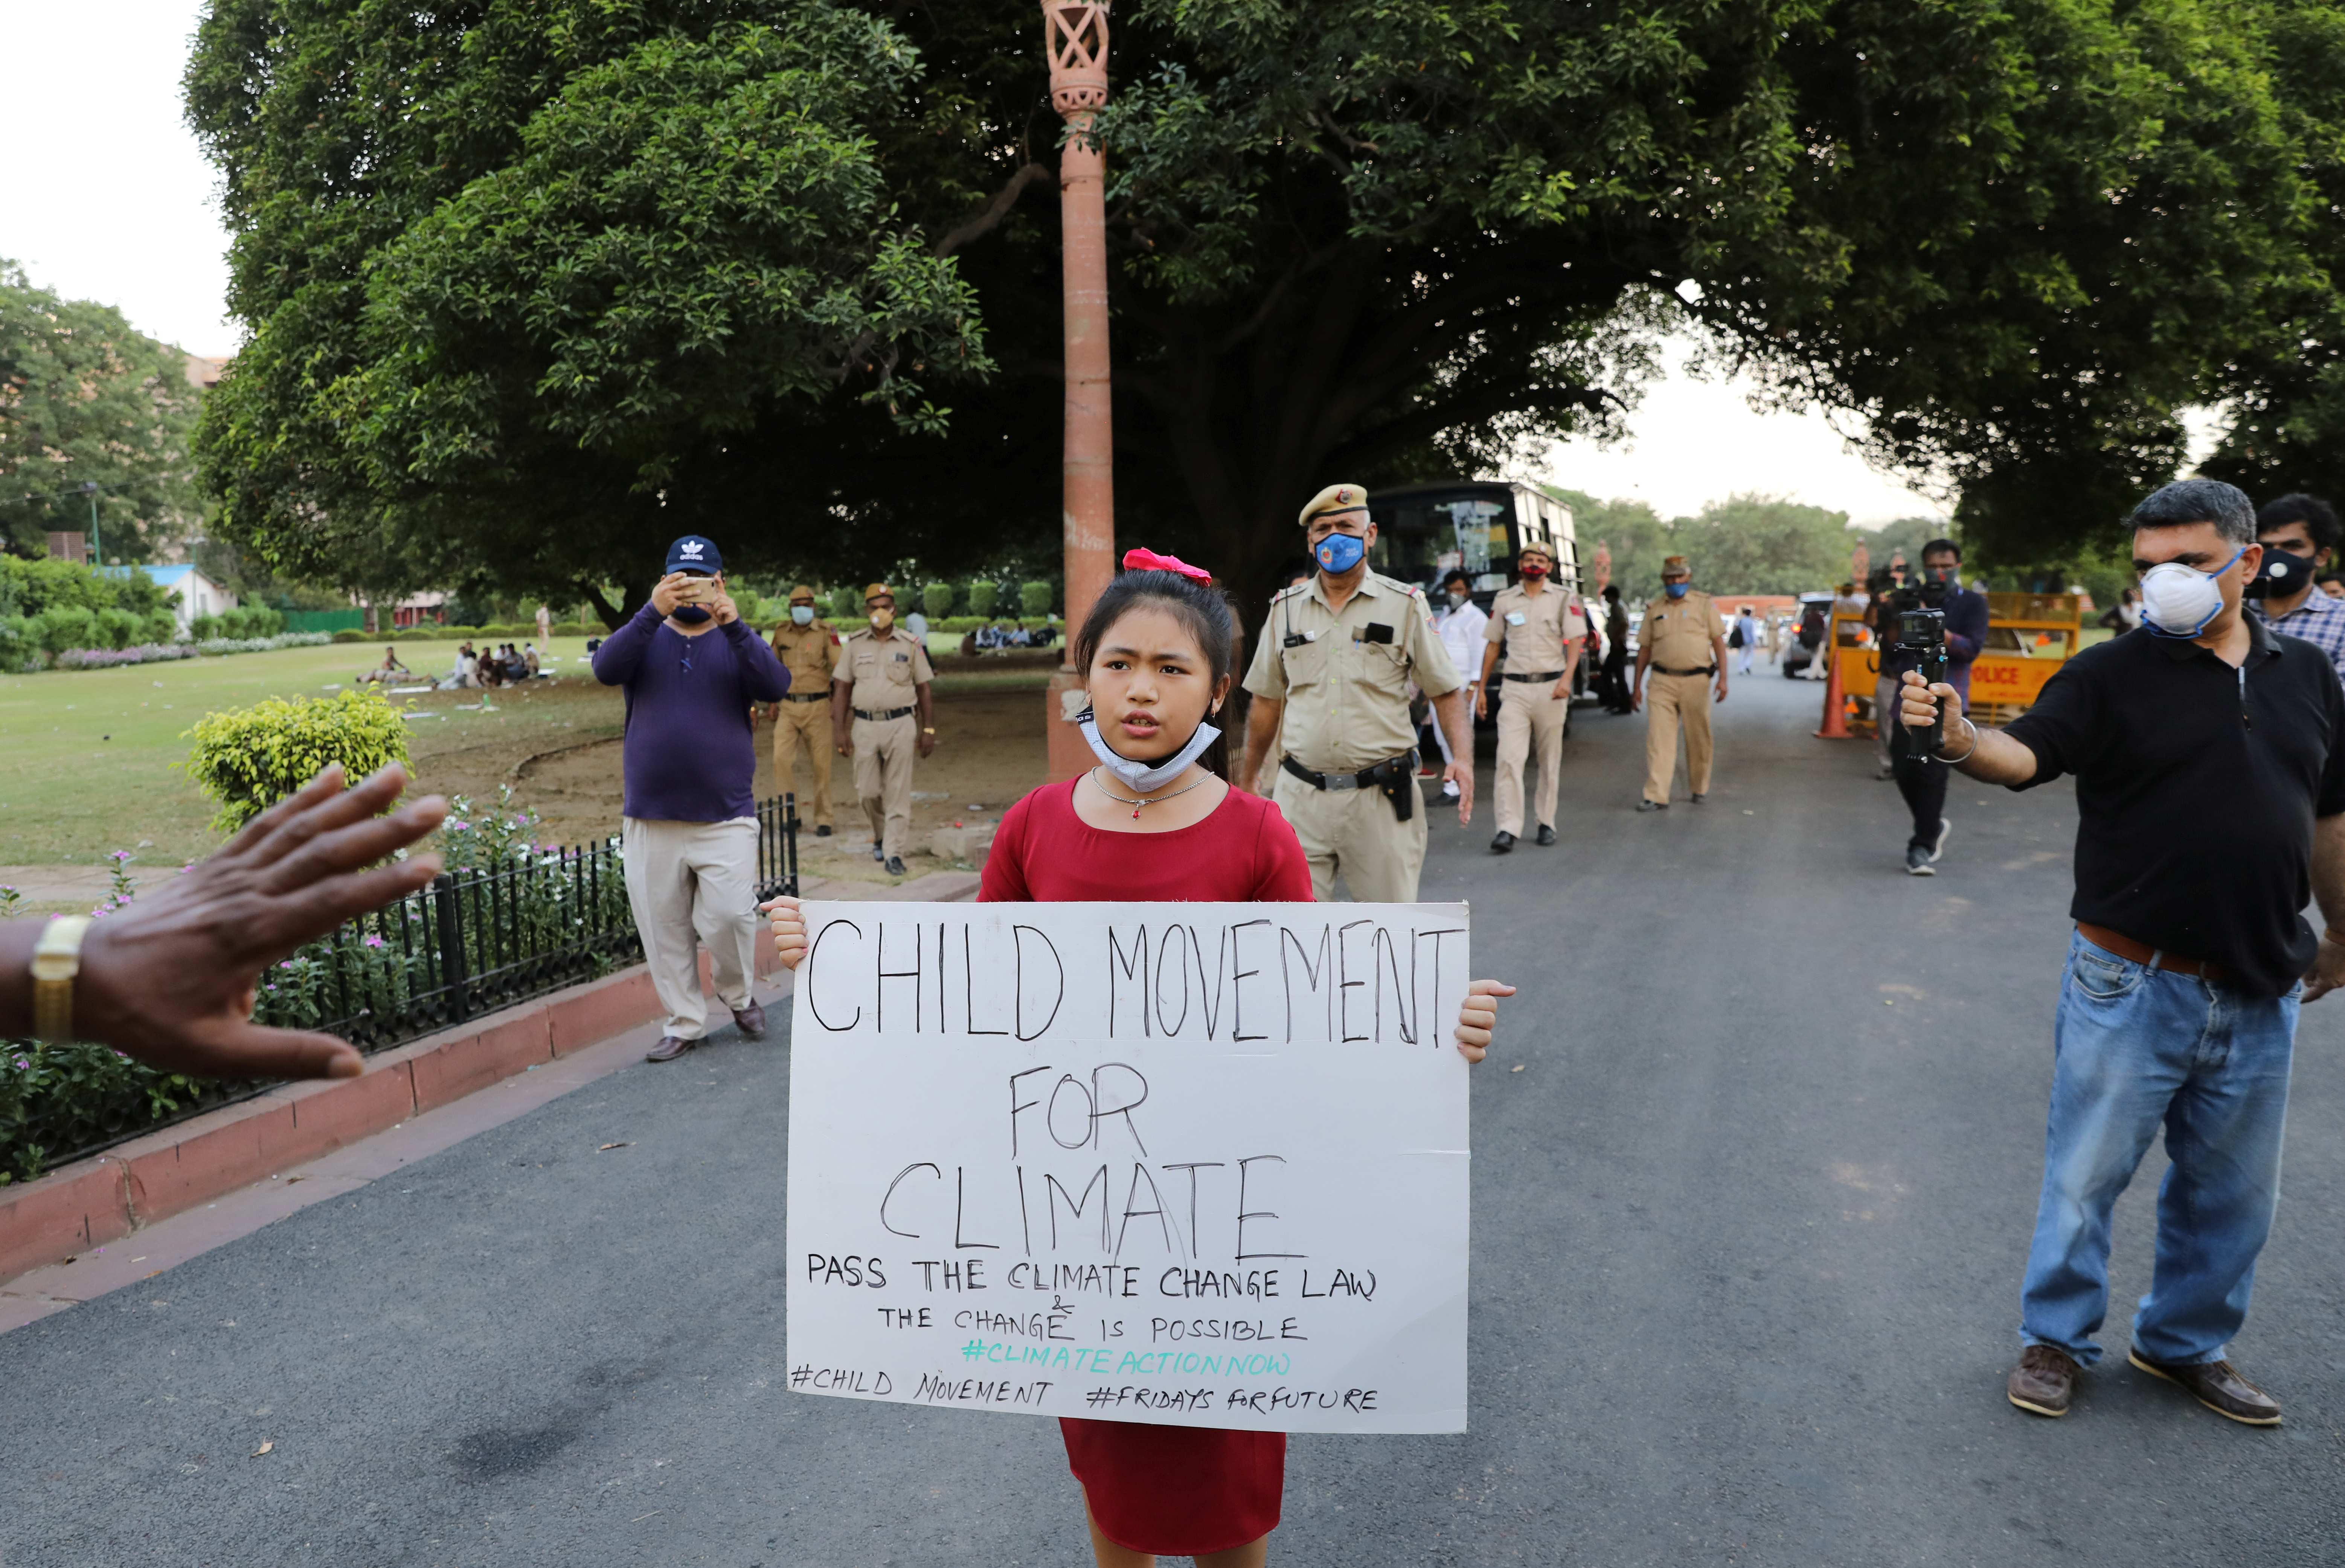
[1043,1,1115,782]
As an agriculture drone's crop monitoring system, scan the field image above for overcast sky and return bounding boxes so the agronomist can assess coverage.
[7,4,2215,528]
[4,0,235,355]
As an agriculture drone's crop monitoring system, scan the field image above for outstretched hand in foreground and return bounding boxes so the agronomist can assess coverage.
[0,765,448,1082]
[764,895,1517,1062]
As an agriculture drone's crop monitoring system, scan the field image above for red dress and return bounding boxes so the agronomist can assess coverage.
[980,776,1312,1556]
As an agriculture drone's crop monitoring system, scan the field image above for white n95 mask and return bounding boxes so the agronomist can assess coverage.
[2138,547,2243,638]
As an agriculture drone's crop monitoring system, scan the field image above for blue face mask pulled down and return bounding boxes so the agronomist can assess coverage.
[1313,531,1367,574]
[1664,581,1689,599]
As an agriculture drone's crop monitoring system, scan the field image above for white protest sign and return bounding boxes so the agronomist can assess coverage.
[785,901,1471,1435]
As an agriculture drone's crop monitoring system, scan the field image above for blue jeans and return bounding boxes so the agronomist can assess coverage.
[2019,931,2298,1367]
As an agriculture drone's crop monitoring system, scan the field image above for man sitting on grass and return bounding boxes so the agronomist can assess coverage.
[357,647,410,686]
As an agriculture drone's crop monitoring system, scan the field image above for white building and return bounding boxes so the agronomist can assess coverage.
[121,564,237,636]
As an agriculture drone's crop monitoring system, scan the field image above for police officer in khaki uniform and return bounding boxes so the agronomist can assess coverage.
[1631,554,1728,810]
[831,583,935,876]
[768,584,844,836]
[1238,483,1473,902]
[1477,540,1585,851]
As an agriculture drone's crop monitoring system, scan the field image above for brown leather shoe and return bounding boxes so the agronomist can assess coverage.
[732,1002,766,1039]
[2007,1343,2081,1417]
[645,1034,696,1063]
[2128,1348,2282,1425]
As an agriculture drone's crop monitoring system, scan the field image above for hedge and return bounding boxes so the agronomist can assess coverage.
[181,688,414,833]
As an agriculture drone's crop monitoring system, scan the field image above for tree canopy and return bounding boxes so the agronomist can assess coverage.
[0,263,205,563]
[188,0,989,622]
[1554,488,1946,598]
[189,0,2345,624]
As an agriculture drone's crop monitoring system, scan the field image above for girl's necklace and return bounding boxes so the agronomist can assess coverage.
[1087,767,1212,821]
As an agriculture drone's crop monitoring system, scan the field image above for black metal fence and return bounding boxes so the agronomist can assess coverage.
[255,793,801,1052]
[755,792,801,903]
[10,798,800,1182]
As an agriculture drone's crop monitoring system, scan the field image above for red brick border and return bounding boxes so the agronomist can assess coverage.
[0,964,661,1281]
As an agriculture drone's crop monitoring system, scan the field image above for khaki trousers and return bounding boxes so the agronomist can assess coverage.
[853,713,917,860]
[1270,766,1427,903]
[1494,683,1566,836]
[771,697,835,827]
[621,816,757,1040]
[1642,672,1716,804]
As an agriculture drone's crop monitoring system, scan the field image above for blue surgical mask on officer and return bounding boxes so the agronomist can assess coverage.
[1663,579,1690,599]
[790,604,815,625]
[1313,531,1367,574]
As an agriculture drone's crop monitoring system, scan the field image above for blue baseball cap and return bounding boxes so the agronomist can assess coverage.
[665,535,723,574]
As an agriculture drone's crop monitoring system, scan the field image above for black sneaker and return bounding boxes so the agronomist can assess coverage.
[1690,792,1708,804]
[1928,818,1952,863]
[1534,824,1556,846]
[815,824,833,838]
[1636,799,1667,812]
[884,855,907,877]
[1490,831,1516,853]
[870,841,884,862]
[1905,843,1936,876]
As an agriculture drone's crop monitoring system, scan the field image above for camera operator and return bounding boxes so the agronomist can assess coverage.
[2247,492,2345,685]
[592,535,792,1062]
[1900,479,2345,1427]
[1880,539,1987,874]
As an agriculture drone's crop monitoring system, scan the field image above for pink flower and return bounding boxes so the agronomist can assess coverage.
[364,934,386,949]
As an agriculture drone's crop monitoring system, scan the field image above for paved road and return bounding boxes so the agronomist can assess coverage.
[6,673,2344,1566]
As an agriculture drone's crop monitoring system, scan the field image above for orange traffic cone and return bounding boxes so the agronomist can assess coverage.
[1815,646,1852,739]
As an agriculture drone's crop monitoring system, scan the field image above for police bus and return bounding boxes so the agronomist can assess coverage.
[1363,480,1590,708]
[1362,480,1581,601]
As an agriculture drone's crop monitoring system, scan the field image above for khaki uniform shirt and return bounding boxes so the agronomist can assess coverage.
[1243,570,1462,773]
[840,625,933,712]
[770,620,844,694]
[1642,589,1720,673]
[1485,584,1589,676]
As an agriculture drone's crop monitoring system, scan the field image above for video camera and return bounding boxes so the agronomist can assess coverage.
[1890,606,1949,753]
[1884,571,1949,617]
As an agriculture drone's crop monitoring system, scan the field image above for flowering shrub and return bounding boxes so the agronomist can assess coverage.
[0,1043,222,1185]
[53,643,199,670]
[193,632,332,655]
[436,785,550,871]
[20,631,328,672]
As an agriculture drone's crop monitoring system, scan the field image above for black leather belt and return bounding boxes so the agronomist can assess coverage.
[1280,751,1419,823]
[781,692,828,702]
[1502,670,1565,682]
[1653,665,1717,677]
[853,705,914,721]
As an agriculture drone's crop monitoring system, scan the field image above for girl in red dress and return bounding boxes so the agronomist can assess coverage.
[768,551,1513,1567]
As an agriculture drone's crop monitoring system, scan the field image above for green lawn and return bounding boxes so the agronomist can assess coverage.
[0,639,612,870]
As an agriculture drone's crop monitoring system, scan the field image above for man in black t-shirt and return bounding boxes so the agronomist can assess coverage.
[1901,478,2345,1428]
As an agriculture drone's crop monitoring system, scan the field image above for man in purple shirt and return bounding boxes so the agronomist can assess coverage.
[592,535,792,1062]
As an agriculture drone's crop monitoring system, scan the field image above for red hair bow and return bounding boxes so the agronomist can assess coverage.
[1121,547,1212,582]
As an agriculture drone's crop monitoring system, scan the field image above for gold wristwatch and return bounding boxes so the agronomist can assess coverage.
[31,915,93,1042]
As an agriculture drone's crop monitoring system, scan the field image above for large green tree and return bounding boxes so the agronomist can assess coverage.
[191,0,2345,624]
[0,264,206,562]
[188,0,990,623]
